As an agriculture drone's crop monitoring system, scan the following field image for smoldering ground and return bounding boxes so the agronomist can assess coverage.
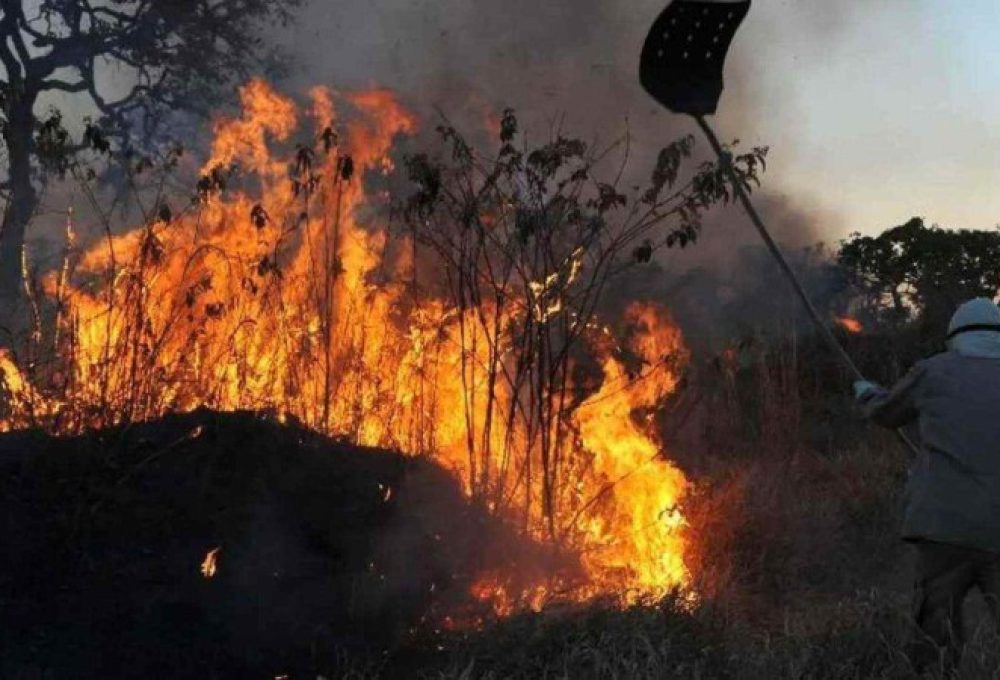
[0,410,579,676]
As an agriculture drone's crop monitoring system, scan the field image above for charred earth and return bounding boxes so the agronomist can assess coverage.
[0,409,523,678]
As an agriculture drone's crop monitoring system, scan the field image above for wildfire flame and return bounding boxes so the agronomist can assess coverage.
[834,316,863,334]
[2,80,693,614]
[201,547,221,578]
[574,303,689,600]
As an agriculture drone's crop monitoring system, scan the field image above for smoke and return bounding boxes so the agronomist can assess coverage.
[282,0,885,255]
[272,0,892,348]
[26,1,885,336]
[34,1,881,242]
[286,0,880,122]
[287,0,653,126]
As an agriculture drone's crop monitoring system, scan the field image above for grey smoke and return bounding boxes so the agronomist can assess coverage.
[29,0,884,311]
[274,0,896,347]
[283,0,890,253]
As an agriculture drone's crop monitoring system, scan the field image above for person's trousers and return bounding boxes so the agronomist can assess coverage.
[910,540,1000,674]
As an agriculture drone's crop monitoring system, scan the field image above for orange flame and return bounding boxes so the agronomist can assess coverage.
[574,303,689,600]
[835,316,863,334]
[201,547,221,578]
[4,81,693,613]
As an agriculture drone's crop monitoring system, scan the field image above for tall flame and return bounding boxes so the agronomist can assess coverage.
[201,547,221,579]
[575,303,689,600]
[5,81,692,612]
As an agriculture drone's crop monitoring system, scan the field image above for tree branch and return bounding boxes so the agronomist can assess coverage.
[40,76,88,93]
[0,8,25,85]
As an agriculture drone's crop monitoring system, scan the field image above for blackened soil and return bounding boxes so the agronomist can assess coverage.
[0,408,505,679]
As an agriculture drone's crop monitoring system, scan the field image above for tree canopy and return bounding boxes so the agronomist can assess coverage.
[838,217,1000,328]
[0,0,302,299]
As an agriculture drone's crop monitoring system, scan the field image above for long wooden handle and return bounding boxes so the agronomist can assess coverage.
[693,115,921,456]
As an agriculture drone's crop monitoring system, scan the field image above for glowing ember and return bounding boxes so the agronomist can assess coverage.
[1,80,694,613]
[834,316,863,334]
[201,547,221,578]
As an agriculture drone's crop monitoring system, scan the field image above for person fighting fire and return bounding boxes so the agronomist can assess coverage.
[855,297,1000,674]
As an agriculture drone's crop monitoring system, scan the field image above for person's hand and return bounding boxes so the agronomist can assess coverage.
[853,379,879,401]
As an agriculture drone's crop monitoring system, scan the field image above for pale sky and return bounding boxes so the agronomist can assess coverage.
[288,0,1000,240]
[735,0,1000,236]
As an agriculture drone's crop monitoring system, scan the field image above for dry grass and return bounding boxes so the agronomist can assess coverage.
[342,331,1000,680]
[347,434,1000,679]
[398,591,1000,679]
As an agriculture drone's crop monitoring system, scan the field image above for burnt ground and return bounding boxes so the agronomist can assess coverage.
[0,408,530,679]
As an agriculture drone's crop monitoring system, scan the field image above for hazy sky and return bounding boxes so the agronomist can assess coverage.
[286,0,1000,241]
[746,0,1000,237]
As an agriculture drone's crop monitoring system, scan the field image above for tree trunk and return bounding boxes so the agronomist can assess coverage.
[0,94,38,303]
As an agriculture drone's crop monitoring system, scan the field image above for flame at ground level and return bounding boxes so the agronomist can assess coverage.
[835,316,863,334]
[1,80,694,615]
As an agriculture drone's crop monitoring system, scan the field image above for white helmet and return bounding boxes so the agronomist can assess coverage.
[947,298,1000,339]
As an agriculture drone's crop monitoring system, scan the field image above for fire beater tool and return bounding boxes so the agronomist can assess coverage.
[639,0,919,455]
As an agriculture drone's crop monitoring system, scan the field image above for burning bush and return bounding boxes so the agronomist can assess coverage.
[2,80,764,612]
